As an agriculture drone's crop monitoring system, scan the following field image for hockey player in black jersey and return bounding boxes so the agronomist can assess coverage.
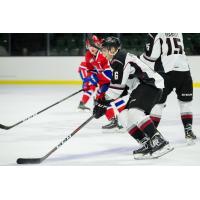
[140,33,197,144]
[93,36,173,159]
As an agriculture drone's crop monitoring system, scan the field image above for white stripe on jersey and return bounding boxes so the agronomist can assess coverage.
[125,53,164,89]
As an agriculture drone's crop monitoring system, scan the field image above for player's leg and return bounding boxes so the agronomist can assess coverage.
[102,97,127,132]
[127,84,172,158]
[102,106,118,130]
[176,71,196,142]
[150,72,173,128]
[78,84,96,111]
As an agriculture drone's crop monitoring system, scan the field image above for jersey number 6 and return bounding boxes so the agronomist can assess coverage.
[114,71,119,80]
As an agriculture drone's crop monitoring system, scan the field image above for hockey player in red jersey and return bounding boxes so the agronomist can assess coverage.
[78,35,112,110]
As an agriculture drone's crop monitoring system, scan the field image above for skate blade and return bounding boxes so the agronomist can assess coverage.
[77,108,91,113]
[116,128,127,133]
[151,145,174,159]
[101,128,118,133]
[134,145,174,160]
[134,153,156,160]
[186,138,197,146]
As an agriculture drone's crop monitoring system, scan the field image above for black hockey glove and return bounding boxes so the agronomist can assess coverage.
[93,99,112,119]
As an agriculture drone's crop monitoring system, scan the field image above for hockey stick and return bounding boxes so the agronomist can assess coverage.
[16,115,94,164]
[0,89,83,130]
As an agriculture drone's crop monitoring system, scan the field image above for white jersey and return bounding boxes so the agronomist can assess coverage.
[140,33,190,73]
[106,50,164,100]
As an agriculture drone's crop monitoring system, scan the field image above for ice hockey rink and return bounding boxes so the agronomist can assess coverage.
[0,84,199,166]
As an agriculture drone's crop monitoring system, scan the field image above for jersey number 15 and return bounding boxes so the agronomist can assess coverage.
[166,37,183,56]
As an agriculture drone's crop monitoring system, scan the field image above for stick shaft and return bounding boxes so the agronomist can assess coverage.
[17,115,94,164]
[0,89,83,130]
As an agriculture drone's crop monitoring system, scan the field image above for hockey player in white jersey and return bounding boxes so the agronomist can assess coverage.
[140,33,197,144]
[93,36,173,159]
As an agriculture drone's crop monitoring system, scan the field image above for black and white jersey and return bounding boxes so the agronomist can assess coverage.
[106,50,164,100]
[140,33,190,73]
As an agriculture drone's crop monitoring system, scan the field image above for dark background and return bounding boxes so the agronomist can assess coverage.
[0,33,199,56]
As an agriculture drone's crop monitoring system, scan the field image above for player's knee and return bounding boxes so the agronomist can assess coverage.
[127,108,146,128]
[178,100,192,113]
[151,103,166,116]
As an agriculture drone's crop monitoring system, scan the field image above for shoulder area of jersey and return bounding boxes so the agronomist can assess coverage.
[111,49,127,63]
[96,50,107,60]
[85,50,94,57]
[126,52,138,60]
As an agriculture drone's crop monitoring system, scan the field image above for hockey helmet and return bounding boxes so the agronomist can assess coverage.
[101,36,121,50]
[86,35,101,49]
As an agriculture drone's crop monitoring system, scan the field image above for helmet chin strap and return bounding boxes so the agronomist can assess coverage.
[108,48,120,58]
[108,48,119,60]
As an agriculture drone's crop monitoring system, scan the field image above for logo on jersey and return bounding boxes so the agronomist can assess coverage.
[181,93,192,96]
[146,43,150,51]
[130,99,136,104]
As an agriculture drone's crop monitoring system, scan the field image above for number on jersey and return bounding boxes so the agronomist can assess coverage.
[166,37,183,56]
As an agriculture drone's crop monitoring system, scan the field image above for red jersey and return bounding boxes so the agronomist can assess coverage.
[79,50,112,86]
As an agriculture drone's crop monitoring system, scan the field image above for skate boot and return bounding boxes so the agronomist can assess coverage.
[150,132,174,158]
[78,101,90,111]
[102,117,125,133]
[102,117,118,132]
[185,124,197,145]
[133,137,153,159]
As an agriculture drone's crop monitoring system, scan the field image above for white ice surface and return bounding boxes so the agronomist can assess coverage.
[0,85,199,166]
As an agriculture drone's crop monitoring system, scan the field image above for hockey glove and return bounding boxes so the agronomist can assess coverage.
[93,99,112,119]
[83,74,98,86]
[82,82,87,91]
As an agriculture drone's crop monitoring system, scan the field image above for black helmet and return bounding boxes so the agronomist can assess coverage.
[101,36,121,50]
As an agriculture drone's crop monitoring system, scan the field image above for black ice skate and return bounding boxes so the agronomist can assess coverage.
[133,133,174,160]
[150,132,174,159]
[133,137,153,159]
[102,117,125,133]
[78,101,90,111]
[185,124,197,145]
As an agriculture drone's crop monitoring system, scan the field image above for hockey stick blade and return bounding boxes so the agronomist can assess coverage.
[0,124,11,130]
[16,115,95,164]
[17,158,42,164]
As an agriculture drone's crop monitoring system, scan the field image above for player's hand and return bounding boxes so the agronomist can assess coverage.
[82,82,88,91]
[88,74,98,86]
[83,74,98,86]
[93,99,111,119]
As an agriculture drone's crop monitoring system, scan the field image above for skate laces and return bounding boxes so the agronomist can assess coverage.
[185,124,196,139]
[185,124,192,134]
[151,133,163,147]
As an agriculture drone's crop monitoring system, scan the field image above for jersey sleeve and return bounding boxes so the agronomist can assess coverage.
[84,51,95,70]
[111,59,124,84]
[107,52,131,99]
[140,33,161,69]
[96,54,112,85]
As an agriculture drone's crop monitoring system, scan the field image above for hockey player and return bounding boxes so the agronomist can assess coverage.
[140,33,197,144]
[78,35,123,131]
[78,35,100,111]
[78,35,111,110]
[93,36,173,159]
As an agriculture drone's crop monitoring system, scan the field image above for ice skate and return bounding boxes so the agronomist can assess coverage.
[102,117,126,133]
[77,101,91,112]
[185,124,197,145]
[133,133,174,160]
[133,137,153,159]
[150,132,174,159]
